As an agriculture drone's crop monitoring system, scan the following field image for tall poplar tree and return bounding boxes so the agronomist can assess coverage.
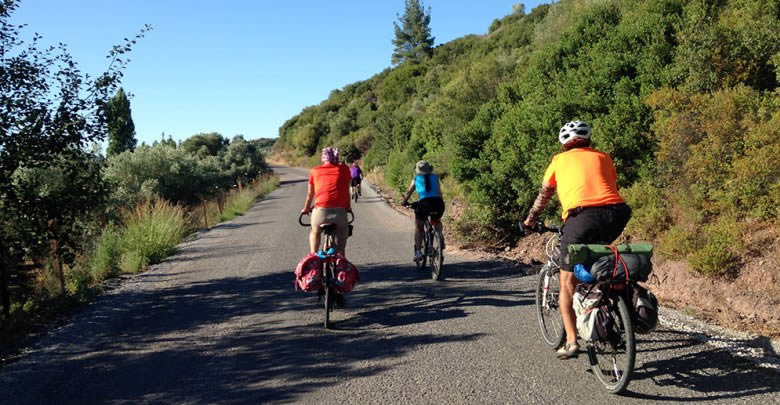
[106,87,137,156]
[391,0,434,65]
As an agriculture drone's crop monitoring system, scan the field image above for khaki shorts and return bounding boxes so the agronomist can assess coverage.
[311,207,348,250]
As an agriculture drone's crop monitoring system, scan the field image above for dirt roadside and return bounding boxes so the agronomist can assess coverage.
[364,179,780,366]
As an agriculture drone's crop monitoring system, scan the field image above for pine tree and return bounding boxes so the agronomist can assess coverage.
[391,0,434,65]
[106,88,137,156]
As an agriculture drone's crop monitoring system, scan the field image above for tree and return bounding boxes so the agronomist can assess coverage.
[105,87,137,156]
[180,132,229,157]
[221,136,266,188]
[0,0,148,315]
[391,0,434,65]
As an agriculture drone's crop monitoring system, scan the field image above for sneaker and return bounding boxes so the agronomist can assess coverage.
[414,250,424,261]
[333,293,345,309]
[556,342,580,359]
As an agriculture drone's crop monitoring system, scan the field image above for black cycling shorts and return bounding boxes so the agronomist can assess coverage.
[415,197,445,221]
[351,177,361,187]
[557,203,631,271]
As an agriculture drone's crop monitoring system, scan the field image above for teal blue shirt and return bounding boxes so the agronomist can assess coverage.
[414,174,441,200]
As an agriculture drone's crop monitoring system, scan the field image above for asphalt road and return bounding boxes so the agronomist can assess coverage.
[1,166,778,404]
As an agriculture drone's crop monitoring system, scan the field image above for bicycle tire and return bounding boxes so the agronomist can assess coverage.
[535,264,565,348]
[323,264,333,329]
[352,187,359,203]
[416,222,430,271]
[430,229,444,281]
[589,294,635,394]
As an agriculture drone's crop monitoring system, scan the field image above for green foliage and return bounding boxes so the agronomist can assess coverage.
[0,1,148,315]
[277,0,778,276]
[221,135,267,186]
[105,143,224,206]
[392,0,435,64]
[106,88,137,156]
[88,225,123,281]
[180,132,229,157]
[120,199,189,269]
[622,180,669,240]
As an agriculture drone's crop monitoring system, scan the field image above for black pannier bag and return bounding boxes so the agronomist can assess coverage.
[589,253,652,282]
[632,285,659,334]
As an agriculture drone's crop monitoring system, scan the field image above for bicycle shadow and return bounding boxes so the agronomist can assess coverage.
[623,329,780,400]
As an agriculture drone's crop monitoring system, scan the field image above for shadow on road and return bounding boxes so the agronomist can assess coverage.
[3,261,491,404]
[341,261,534,330]
[624,330,780,400]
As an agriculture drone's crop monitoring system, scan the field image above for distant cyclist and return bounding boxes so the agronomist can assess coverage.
[350,162,363,196]
[301,147,352,254]
[522,120,631,359]
[402,160,445,262]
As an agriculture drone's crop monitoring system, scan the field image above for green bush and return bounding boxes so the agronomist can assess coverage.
[622,180,669,240]
[88,225,122,281]
[105,144,223,207]
[120,199,189,267]
[688,215,744,276]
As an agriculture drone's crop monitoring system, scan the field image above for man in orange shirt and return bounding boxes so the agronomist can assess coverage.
[301,147,352,254]
[523,120,631,359]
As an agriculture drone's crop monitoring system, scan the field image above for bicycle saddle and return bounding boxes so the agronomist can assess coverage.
[319,223,337,233]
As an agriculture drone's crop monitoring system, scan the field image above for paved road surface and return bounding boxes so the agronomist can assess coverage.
[1,166,778,404]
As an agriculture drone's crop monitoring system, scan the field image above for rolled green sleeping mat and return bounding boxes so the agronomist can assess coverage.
[567,243,653,265]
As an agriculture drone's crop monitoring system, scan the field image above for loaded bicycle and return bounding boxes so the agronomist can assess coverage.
[526,222,639,394]
[404,201,444,280]
[298,211,355,329]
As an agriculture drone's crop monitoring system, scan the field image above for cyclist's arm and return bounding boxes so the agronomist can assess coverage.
[523,181,555,227]
[302,183,314,214]
[401,180,415,204]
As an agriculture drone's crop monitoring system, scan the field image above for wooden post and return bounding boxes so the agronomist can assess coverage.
[202,202,209,228]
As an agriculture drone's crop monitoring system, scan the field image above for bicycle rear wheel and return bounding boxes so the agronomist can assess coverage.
[415,222,429,271]
[588,294,635,394]
[535,264,565,348]
[430,229,444,281]
[323,264,333,329]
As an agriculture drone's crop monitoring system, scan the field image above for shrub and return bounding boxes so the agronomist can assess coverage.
[87,225,123,282]
[120,199,189,267]
[687,215,744,276]
[622,180,669,240]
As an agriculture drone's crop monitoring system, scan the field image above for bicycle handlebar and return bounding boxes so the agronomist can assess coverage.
[520,221,560,235]
[298,210,355,227]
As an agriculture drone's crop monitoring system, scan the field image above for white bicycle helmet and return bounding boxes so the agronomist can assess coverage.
[558,120,591,145]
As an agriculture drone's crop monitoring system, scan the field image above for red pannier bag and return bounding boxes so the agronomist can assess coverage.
[333,254,360,294]
[294,253,323,292]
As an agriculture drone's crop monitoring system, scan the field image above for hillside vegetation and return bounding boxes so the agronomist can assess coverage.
[275,0,779,277]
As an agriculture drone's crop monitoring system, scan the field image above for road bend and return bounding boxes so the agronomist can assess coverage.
[1,166,777,404]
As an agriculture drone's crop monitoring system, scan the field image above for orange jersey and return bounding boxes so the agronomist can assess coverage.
[543,147,625,221]
[309,163,351,209]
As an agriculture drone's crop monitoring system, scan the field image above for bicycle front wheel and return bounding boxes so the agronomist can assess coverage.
[535,264,565,348]
[589,294,635,394]
[430,229,444,281]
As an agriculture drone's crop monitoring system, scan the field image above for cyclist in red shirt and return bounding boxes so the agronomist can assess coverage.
[523,121,631,359]
[301,147,352,254]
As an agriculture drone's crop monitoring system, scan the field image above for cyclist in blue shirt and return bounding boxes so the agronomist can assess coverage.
[401,160,445,261]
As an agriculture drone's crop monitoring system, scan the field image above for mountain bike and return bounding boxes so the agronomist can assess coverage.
[299,210,355,329]
[404,201,444,280]
[350,181,360,203]
[525,222,636,394]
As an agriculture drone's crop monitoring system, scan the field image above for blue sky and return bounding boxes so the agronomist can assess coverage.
[11,1,547,145]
